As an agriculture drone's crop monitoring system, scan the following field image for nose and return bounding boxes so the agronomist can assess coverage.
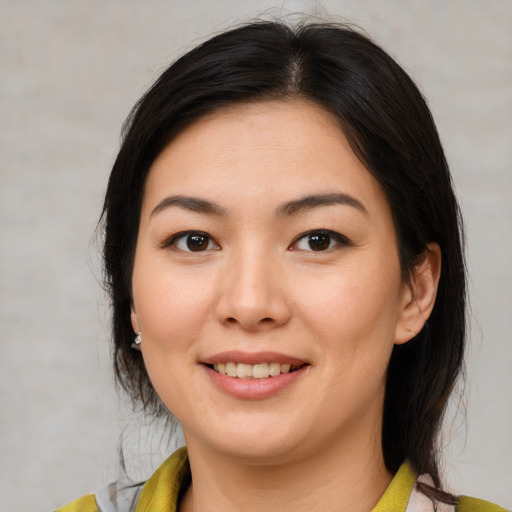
[215,250,291,332]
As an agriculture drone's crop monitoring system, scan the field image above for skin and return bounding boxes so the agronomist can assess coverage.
[130,100,441,512]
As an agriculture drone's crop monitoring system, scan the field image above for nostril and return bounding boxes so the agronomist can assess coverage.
[224,316,274,327]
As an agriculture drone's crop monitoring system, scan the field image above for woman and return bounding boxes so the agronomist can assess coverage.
[57,21,506,512]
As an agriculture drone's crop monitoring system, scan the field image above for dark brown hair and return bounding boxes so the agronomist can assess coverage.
[101,21,465,502]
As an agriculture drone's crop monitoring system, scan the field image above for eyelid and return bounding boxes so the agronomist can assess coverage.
[160,230,220,251]
[289,229,353,251]
[160,229,351,252]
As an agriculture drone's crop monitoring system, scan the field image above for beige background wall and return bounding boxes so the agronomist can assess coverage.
[1,1,511,510]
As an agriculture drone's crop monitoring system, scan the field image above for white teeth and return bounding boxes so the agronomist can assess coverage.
[252,363,269,379]
[237,363,252,378]
[212,362,300,379]
[226,362,237,377]
[268,363,281,376]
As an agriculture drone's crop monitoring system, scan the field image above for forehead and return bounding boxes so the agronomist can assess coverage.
[143,100,387,217]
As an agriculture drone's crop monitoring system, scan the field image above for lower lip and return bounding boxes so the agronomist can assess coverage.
[203,365,308,400]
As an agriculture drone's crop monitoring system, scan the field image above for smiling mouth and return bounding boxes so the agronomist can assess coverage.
[208,362,307,379]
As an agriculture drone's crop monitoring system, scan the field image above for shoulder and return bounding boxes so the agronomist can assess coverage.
[54,479,144,512]
[54,446,190,512]
[54,493,99,512]
[456,495,510,512]
[397,462,509,512]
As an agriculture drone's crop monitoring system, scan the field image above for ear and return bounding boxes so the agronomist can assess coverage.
[395,243,442,345]
[130,306,140,334]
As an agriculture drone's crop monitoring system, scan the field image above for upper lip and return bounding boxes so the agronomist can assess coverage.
[203,351,307,366]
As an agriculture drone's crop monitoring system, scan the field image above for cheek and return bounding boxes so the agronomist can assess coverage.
[132,267,215,415]
[293,262,401,417]
[132,260,215,353]
[294,259,402,351]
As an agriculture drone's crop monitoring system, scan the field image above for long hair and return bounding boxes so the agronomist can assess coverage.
[101,21,465,502]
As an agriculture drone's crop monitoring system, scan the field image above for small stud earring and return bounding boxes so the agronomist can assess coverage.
[131,332,142,351]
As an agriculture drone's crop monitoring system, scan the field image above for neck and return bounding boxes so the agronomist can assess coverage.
[179,425,393,512]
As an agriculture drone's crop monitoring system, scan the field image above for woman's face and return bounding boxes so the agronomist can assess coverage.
[131,100,413,464]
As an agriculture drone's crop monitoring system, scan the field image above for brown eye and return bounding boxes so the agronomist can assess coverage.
[169,231,220,252]
[308,233,330,251]
[291,230,351,252]
[187,234,209,251]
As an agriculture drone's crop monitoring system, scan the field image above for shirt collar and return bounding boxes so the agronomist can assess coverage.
[135,446,190,512]
[135,447,417,512]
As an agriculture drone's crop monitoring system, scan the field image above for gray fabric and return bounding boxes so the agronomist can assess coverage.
[94,479,144,512]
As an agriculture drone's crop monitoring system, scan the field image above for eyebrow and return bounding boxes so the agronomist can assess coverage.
[276,193,368,217]
[150,195,226,218]
[150,192,368,219]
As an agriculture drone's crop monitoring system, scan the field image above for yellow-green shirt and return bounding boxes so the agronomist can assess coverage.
[55,447,508,512]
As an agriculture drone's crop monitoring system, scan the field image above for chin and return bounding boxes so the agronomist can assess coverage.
[218,439,303,466]
[186,416,310,465]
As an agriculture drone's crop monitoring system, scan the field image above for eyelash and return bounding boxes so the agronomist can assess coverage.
[290,230,353,252]
[162,231,220,252]
[161,229,352,253]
